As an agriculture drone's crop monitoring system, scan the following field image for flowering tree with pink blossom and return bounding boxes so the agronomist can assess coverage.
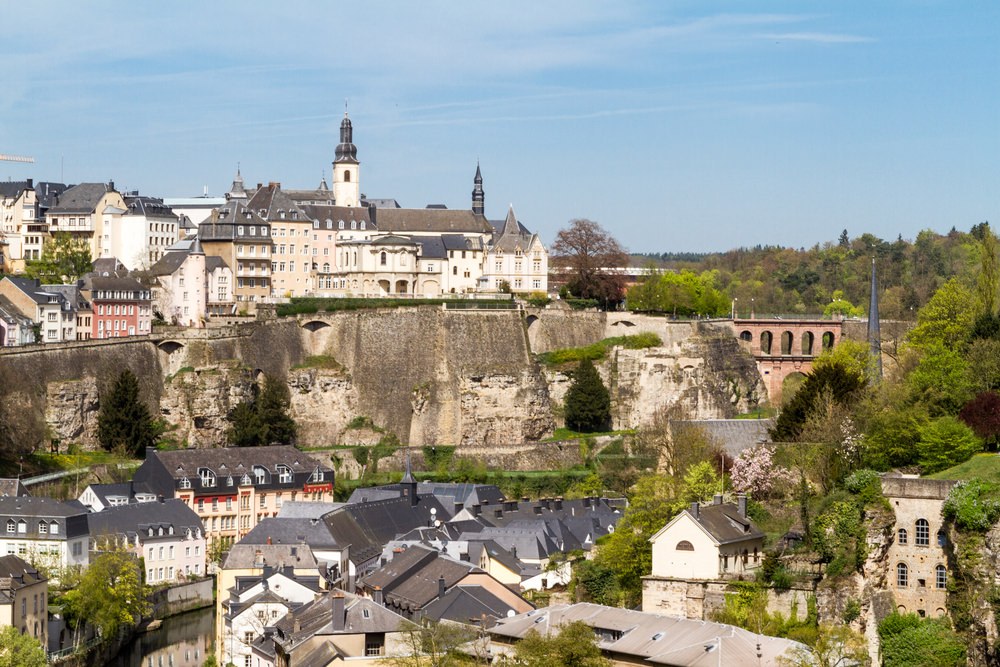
[730,443,794,499]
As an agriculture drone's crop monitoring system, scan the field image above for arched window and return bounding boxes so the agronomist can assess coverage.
[344,170,351,183]
[898,528,908,545]
[323,263,330,273]
[675,541,694,551]
[801,331,815,355]
[780,331,793,355]
[351,220,356,230]
[897,562,908,587]
[822,331,836,350]
[338,220,345,230]
[360,221,366,230]
[739,330,752,342]
[380,252,387,266]
[936,565,947,589]
[6,519,14,534]
[915,519,930,546]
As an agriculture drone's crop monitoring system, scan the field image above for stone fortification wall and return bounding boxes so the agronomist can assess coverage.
[525,308,607,353]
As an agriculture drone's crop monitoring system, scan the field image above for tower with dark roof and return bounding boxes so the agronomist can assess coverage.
[472,163,485,216]
[226,167,247,201]
[333,111,360,207]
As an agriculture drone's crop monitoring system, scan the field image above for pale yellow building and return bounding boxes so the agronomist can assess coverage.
[0,554,49,646]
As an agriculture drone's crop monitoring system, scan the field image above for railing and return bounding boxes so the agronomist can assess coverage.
[22,468,89,486]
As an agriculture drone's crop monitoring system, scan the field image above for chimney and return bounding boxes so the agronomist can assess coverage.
[690,502,700,519]
[554,498,563,511]
[521,496,530,504]
[511,546,517,559]
[460,552,470,562]
[738,493,748,518]
[494,509,503,519]
[542,498,551,510]
[267,536,272,545]
[158,495,165,503]
[332,592,345,631]
[26,178,33,188]
[472,504,481,517]
[533,505,542,515]
[713,494,723,506]
[373,586,384,605]
[438,576,446,599]
[262,564,274,579]
[583,497,591,508]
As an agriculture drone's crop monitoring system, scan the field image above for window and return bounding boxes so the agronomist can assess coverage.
[915,519,930,546]
[380,251,387,266]
[38,521,47,534]
[310,467,325,482]
[937,530,947,547]
[49,522,58,535]
[277,465,292,483]
[199,468,216,487]
[17,520,26,534]
[6,520,13,534]
[253,465,267,485]
[898,528,907,545]
[897,562,908,587]
[179,477,191,489]
[936,565,947,589]
[675,541,694,551]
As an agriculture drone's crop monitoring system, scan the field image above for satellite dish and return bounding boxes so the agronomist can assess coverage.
[507,610,516,618]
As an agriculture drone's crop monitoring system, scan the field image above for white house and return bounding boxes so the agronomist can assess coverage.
[649,494,764,581]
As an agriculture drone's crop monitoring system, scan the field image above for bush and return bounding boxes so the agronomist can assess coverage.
[918,415,982,473]
[538,333,662,366]
[526,292,551,307]
[943,479,1000,532]
[878,613,966,667]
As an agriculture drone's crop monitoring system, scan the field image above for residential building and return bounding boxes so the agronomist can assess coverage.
[0,480,29,498]
[44,182,126,260]
[198,201,272,309]
[131,446,335,550]
[149,239,234,325]
[360,544,532,623]
[78,481,158,512]
[489,603,803,666]
[81,274,152,338]
[261,590,409,666]
[485,205,549,294]
[111,193,180,270]
[0,180,68,272]
[0,496,89,575]
[648,494,764,581]
[86,498,206,584]
[0,555,48,645]
[298,205,372,295]
[0,294,35,346]
[221,566,322,667]
[0,276,77,343]
[40,284,92,341]
[244,183,313,298]
[882,474,956,618]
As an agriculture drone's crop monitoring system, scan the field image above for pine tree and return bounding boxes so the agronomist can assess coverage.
[97,369,155,456]
[565,358,611,433]
[226,375,296,447]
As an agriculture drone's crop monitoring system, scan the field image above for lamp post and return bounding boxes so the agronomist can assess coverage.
[731,298,738,320]
[750,297,755,320]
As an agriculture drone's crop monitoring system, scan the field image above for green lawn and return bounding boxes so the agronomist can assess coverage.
[926,453,1000,483]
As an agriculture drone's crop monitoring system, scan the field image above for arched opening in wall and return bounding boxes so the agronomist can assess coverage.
[612,320,636,327]
[801,331,814,355]
[302,320,331,332]
[421,279,440,296]
[156,340,186,376]
[760,331,773,355]
[675,541,694,551]
[157,340,184,354]
[395,280,408,294]
[822,331,836,350]
[739,330,752,343]
[780,331,793,355]
[377,280,390,295]
[781,372,807,406]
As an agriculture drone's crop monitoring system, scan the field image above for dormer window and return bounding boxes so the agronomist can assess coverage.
[241,474,252,486]
[237,226,245,235]
[277,465,293,484]
[179,477,191,489]
[351,220,357,230]
[253,465,268,485]
[310,467,325,483]
[5,520,13,534]
[199,468,216,487]
[360,221,366,230]
[227,476,234,487]
[338,220,345,230]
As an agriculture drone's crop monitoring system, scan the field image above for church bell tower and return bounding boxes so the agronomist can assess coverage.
[333,110,360,207]
[472,163,485,215]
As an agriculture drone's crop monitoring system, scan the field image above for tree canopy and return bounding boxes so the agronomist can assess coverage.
[513,621,611,667]
[226,375,297,447]
[564,359,611,433]
[551,219,629,308]
[97,369,156,457]
[63,545,149,640]
[0,626,47,667]
[23,232,93,284]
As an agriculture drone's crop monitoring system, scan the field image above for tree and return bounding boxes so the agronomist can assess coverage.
[959,391,1000,448]
[777,623,870,667]
[730,443,794,499]
[916,415,981,474]
[62,545,149,642]
[551,219,629,308]
[564,359,611,433]
[681,460,721,502]
[771,362,865,442]
[0,626,47,667]
[23,233,93,284]
[391,619,480,667]
[97,369,156,456]
[513,621,611,667]
[226,375,297,447]
[907,277,977,351]
[823,290,864,318]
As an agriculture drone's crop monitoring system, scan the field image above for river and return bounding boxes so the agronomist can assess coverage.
[107,607,214,667]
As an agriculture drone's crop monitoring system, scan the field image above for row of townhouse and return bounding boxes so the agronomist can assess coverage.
[0,271,151,345]
[0,179,181,274]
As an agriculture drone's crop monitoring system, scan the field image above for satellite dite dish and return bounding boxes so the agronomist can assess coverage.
[507,610,516,618]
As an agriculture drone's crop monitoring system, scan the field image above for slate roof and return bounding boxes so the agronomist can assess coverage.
[40,284,90,311]
[277,501,345,519]
[240,517,340,551]
[0,495,87,519]
[347,482,504,511]
[125,195,179,220]
[47,183,112,214]
[0,295,33,326]
[147,251,189,277]
[373,208,493,234]
[0,479,28,498]
[135,445,331,485]
[91,257,128,277]
[670,419,772,459]
[2,276,66,305]
[363,198,400,209]
[489,206,541,253]
[271,591,406,651]
[423,584,520,626]
[298,205,372,229]
[322,495,451,567]
[490,603,803,666]
[86,498,203,541]
[0,181,30,198]
[0,555,46,590]
[198,200,270,241]
[415,236,447,259]
[246,183,310,223]
[85,275,148,296]
[79,481,156,509]
[34,182,69,209]
[669,500,765,546]
[362,544,482,612]
[223,543,318,570]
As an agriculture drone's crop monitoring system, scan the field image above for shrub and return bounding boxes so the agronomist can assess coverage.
[943,479,1000,532]
[526,292,551,307]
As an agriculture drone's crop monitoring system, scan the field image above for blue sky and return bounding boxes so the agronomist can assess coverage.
[1,2,997,253]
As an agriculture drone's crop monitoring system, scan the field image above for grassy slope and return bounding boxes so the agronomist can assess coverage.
[926,453,1000,483]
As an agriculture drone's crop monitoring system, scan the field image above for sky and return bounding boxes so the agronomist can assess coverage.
[0,2,997,253]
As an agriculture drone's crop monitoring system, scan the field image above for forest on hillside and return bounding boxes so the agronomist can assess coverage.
[628,224,988,319]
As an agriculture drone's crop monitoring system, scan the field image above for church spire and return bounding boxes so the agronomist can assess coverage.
[335,111,358,165]
[472,162,485,215]
[868,257,882,381]
[226,165,247,201]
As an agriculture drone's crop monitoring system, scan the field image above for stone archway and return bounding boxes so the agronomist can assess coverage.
[781,372,808,406]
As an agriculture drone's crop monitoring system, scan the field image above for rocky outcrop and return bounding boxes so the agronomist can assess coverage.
[159,364,253,448]
[45,378,100,447]
[288,368,360,446]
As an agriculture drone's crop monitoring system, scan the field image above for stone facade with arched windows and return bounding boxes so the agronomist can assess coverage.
[882,475,956,618]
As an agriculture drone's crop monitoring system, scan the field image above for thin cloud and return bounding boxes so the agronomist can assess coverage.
[757,32,875,43]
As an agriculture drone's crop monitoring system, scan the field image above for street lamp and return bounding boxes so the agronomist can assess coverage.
[731,298,738,320]
[750,297,755,320]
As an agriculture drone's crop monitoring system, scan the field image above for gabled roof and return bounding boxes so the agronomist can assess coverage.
[272,591,406,650]
[0,181,30,198]
[86,498,202,541]
[651,500,764,547]
[124,195,179,220]
[373,208,493,235]
[670,420,772,459]
[0,495,87,519]
[47,183,114,215]
[298,205,372,229]
[362,544,482,611]
[0,479,28,498]
[198,200,269,241]
[240,517,340,551]
[223,543,318,570]
[0,555,45,589]
[490,603,803,666]
[322,495,451,566]
[423,584,522,626]
[245,183,310,224]
[2,276,66,305]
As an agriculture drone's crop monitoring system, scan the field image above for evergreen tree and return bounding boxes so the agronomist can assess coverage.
[226,375,296,447]
[97,369,155,456]
[564,358,611,433]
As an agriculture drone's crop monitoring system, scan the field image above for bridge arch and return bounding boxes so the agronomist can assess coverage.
[780,331,794,355]
[760,331,773,356]
[157,340,186,376]
[822,331,836,350]
[801,331,814,355]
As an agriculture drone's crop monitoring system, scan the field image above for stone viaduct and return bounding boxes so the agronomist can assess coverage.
[732,317,846,403]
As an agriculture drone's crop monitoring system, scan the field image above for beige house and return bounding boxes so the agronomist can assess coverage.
[0,276,77,343]
[882,475,955,618]
[45,182,127,260]
[649,494,764,581]
[485,206,549,294]
[0,555,48,646]
[199,201,272,310]
[242,183,314,299]
[149,239,233,325]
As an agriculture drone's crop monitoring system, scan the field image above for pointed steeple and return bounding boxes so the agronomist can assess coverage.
[318,170,329,192]
[401,449,418,507]
[472,162,485,215]
[501,204,520,237]
[189,238,204,255]
[868,257,882,381]
[226,166,247,201]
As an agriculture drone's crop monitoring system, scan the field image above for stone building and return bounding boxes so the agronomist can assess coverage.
[882,474,956,618]
[0,555,48,645]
